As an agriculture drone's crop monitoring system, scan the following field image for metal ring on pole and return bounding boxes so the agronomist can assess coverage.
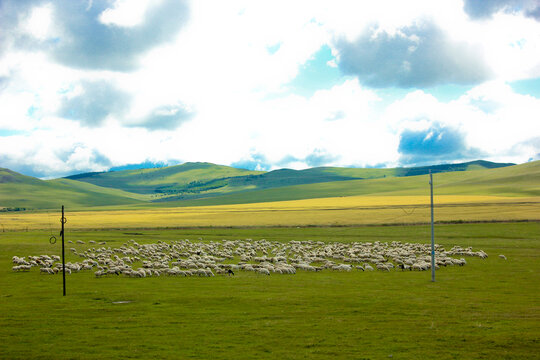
[49,235,57,244]
[61,217,67,224]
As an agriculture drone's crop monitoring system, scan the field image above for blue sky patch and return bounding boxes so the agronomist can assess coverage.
[423,84,473,102]
[287,45,345,97]
[510,78,540,98]
[374,87,412,108]
[231,153,271,171]
[267,43,281,54]
[0,129,26,136]
[375,84,472,108]
[27,105,37,117]
[109,160,178,172]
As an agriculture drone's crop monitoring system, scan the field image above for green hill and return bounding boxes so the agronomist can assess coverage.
[316,160,514,179]
[159,160,540,207]
[0,168,147,210]
[65,160,514,202]
[151,160,514,201]
[0,160,524,210]
[0,168,45,186]
[65,162,264,196]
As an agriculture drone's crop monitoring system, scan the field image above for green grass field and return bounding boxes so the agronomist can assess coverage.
[2,195,539,230]
[1,223,539,359]
[1,161,539,358]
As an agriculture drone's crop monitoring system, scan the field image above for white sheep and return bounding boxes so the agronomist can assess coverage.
[40,267,54,274]
[376,263,390,272]
[256,268,270,275]
[15,238,488,281]
[364,264,374,271]
[94,270,105,277]
[12,265,31,271]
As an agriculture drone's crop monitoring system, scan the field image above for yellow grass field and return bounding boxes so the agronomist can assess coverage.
[1,195,539,230]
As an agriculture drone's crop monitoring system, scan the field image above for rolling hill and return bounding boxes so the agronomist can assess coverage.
[1,160,531,210]
[65,162,264,196]
[0,168,147,210]
[158,160,540,207]
[65,160,514,202]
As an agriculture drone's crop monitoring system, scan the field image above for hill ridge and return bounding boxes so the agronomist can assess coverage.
[1,160,531,210]
[60,159,515,202]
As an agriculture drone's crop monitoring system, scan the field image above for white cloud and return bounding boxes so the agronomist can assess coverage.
[459,81,540,154]
[0,91,36,131]
[99,0,154,28]
[383,81,540,164]
[22,3,54,40]
[0,0,539,177]
[468,13,540,81]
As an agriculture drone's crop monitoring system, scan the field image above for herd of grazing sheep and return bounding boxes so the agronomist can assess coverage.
[11,237,495,278]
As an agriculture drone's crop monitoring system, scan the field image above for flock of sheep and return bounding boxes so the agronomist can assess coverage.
[11,237,492,278]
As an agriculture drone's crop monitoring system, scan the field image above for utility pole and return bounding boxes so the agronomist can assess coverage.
[430,171,435,282]
[61,205,66,296]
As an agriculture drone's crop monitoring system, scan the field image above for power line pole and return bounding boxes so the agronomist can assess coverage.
[61,205,66,296]
[430,171,435,282]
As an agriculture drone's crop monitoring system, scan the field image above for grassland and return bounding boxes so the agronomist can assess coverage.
[1,195,538,231]
[1,223,539,359]
[164,160,540,207]
[2,160,539,231]
[65,162,265,194]
[2,160,537,359]
[0,168,148,209]
[64,160,515,202]
[1,161,536,210]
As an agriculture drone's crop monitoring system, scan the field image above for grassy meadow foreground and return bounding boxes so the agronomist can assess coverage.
[1,161,539,359]
[1,223,539,359]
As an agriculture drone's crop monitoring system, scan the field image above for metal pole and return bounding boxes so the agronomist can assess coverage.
[430,171,435,282]
[61,205,66,296]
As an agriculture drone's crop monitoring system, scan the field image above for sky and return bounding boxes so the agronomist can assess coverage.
[1,0,540,178]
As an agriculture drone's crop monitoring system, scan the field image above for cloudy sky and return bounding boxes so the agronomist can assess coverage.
[1,0,540,178]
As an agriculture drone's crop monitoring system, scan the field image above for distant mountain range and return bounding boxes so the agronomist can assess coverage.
[2,159,538,210]
[65,160,514,198]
